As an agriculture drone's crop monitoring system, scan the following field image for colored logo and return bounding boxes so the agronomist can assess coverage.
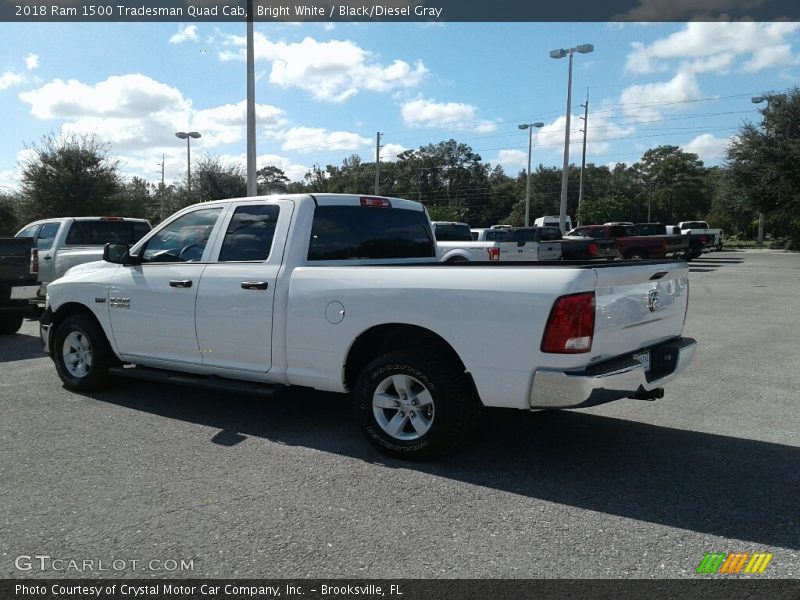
[696,552,773,574]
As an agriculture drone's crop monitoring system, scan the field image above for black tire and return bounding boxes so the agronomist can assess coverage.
[353,350,481,460]
[627,250,646,260]
[686,248,702,260]
[53,313,114,391]
[0,312,24,335]
[445,256,468,263]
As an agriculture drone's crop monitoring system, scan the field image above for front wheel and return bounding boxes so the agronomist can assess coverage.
[53,314,114,391]
[0,312,24,335]
[353,350,481,460]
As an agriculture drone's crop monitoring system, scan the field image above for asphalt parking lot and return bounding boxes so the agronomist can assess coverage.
[1,249,798,580]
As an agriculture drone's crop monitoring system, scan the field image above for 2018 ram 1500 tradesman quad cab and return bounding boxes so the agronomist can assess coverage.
[40,194,697,459]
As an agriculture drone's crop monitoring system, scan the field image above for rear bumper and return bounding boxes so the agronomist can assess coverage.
[529,337,696,409]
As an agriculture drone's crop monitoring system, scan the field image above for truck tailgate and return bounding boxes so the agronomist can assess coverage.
[590,261,689,361]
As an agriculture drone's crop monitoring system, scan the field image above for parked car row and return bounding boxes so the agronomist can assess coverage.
[433,217,721,263]
[433,222,618,262]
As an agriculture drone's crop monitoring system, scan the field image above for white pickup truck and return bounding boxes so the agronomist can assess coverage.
[433,221,561,262]
[16,216,151,300]
[676,221,723,252]
[40,194,696,459]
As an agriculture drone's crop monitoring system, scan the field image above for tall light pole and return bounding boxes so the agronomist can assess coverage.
[550,43,594,233]
[175,131,201,194]
[518,122,544,227]
[246,0,257,196]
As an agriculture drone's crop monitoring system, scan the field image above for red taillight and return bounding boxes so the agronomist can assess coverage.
[541,292,595,353]
[488,247,500,261]
[588,242,597,258]
[359,197,391,208]
[30,248,39,275]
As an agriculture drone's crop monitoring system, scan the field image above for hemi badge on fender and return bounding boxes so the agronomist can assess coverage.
[95,297,106,303]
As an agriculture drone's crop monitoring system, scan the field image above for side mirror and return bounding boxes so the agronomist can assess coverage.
[104,242,139,265]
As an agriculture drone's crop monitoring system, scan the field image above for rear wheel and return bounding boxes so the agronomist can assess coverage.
[445,256,468,263]
[353,350,481,460]
[53,314,114,391]
[626,250,646,260]
[0,312,24,335]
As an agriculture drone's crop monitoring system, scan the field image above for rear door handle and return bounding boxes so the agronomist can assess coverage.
[169,280,193,288]
[241,281,268,290]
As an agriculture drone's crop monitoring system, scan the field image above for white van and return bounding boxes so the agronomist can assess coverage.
[534,215,573,232]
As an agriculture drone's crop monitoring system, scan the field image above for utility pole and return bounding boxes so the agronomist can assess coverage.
[375,132,382,195]
[578,88,589,227]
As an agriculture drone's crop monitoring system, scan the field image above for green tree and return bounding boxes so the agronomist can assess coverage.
[180,155,247,205]
[20,133,122,219]
[257,165,290,194]
[726,88,800,246]
[0,192,22,235]
[577,194,640,225]
[633,145,710,223]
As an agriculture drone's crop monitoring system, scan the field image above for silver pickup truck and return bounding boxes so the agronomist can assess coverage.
[16,216,151,300]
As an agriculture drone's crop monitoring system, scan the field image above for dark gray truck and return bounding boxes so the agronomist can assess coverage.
[0,237,39,334]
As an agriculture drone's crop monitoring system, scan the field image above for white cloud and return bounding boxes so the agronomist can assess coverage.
[494,149,528,173]
[19,74,190,119]
[209,152,310,182]
[400,98,496,133]
[682,133,731,162]
[619,69,703,121]
[380,143,406,162]
[169,25,199,45]
[0,71,24,91]
[25,53,39,70]
[219,33,427,102]
[625,22,800,75]
[275,127,371,154]
[17,73,289,185]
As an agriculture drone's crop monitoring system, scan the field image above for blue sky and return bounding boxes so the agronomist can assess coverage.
[1,21,799,192]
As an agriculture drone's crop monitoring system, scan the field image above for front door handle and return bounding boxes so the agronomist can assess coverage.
[42,255,52,260]
[169,280,193,288]
[241,281,268,290]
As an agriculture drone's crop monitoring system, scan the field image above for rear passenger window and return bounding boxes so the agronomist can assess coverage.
[308,206,434,261]
[36,223,60,250]
[219,205,280,262]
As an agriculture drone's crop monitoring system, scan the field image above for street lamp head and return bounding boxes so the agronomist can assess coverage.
[518,124,529,130]
[576,44,594,54]
[533,122,544,128]
[188,131,202,139]
[550,48,568,59]
[175,132,188,139]
[751,96,765,104]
